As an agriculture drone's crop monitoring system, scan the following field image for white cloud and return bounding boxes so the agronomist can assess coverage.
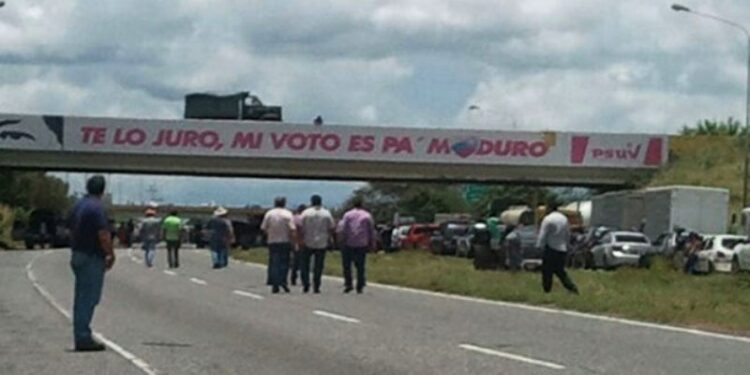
[4,0,750,203]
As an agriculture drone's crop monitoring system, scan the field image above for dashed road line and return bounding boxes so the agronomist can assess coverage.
[26,252,159,375]
[232,290,265,300]
[226,258,750,345]
[459,344,566,371]
[189,277,207,285]
[313,310,361,324]
[163,270,177,276]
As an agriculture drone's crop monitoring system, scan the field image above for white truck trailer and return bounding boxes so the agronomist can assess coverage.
[591,186,729,241]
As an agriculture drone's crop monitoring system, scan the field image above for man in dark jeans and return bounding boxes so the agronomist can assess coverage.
[536,203,579,294]
[299,195,335,293]
[68,175,116,351]
[261,197,297,294]
[337,198,376,294]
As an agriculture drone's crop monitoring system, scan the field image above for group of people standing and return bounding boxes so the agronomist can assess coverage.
[136,206,184,269]
[65,175,574,355]
[260,195,376,294]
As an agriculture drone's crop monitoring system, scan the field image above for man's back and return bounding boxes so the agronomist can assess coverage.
[301,206,335,249]
[339,208,374,248]
[537,211,570,252]
[262,208,295,244]
[69,196,108,255]
[139,217,161,243]
[207,217,231,246]
[162,216,182,241]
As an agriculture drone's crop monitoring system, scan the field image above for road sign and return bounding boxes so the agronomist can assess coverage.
[463,184,488,204]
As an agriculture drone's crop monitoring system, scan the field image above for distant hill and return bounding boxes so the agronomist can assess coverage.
[646,135,745,213]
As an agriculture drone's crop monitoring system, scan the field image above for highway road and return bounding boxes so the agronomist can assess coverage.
[4,248,749,374]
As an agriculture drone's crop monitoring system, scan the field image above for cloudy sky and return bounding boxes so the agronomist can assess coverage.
[3,0,749,207]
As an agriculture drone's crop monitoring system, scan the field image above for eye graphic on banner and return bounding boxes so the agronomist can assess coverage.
[0,116,65,149]
[0,118,34,143]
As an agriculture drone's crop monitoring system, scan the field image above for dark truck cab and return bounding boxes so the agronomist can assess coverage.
[13,209,70,249]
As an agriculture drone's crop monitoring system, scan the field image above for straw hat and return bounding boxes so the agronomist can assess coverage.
[213,206,228,217]
[145,207,157,216]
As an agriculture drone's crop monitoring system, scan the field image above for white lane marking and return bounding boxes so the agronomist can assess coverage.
[313,310,361,324]
[189,277,207,285]
[25,252,158,375]
[128,248,144,264]
[460,344,565,371]
[163,270,177,276]
[232,290,265,300]
[229,259,750,345]
[93,333,157,375]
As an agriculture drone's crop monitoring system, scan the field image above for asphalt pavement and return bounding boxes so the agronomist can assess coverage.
[4,248,750,374]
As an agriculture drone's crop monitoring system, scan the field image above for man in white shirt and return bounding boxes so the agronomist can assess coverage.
[298,195,336,293]
[536,203,579,294]
[261,197,297,294]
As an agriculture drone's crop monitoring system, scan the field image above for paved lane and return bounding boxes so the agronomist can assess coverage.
[16,249,750,374]
[0,251,140,375]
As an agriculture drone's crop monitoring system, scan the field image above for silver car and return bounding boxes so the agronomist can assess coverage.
[590,231,654,269]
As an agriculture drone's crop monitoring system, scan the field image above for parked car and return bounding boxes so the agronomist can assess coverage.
[455,225,476,258]
[516,226,542,270]
[456,222,502,258]
[431,222,469,255]
[589,231,655,269]
[14,209,70,249]
[232,220,262,250]
[402,224,439,249]
[694,234,746,273]
[569,226,616,268]
[391,225,411,250]
[733,241,750,272]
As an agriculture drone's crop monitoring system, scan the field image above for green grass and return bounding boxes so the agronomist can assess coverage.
[649,135,745,213]
[233,248,750,335]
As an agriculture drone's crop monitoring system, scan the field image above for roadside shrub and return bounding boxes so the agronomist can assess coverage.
[0,205,14,248]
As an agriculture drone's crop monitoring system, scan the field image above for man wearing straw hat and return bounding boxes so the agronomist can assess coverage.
[207,206,234,269]
[139,204,161,268]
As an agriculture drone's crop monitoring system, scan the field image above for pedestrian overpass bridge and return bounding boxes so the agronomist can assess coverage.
[0,113,668,186]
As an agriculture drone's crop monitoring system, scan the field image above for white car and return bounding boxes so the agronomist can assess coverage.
[733,242,750,272]
[695,235,747,273]
[391,225,411,250]
[590,231,655,269]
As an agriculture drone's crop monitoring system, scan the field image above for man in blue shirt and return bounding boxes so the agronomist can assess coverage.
[68,175,115,351]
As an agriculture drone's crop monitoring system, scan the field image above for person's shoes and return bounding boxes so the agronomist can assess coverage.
[75,339,106,352]
[314,288,321,294]
[272,286,280,294]
[212,265,220,269]
[291,280,297,286]
[356,288,364,294]
[281,285,290,293]
[303,286,310,293]
[344,286,353,294]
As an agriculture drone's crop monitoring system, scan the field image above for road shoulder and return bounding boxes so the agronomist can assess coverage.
[0,250,141,375]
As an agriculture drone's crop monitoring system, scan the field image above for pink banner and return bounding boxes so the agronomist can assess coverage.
[0,113,668,169]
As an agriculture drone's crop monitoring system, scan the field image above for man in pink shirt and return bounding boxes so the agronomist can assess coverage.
[337,197,376,294]
[289,204,306,286]
[261,197,297,294]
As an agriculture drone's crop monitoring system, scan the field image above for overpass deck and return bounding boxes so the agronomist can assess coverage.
[0,113,668,186]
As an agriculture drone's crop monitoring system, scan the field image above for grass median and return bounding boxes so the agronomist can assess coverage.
[232,248,750,335]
